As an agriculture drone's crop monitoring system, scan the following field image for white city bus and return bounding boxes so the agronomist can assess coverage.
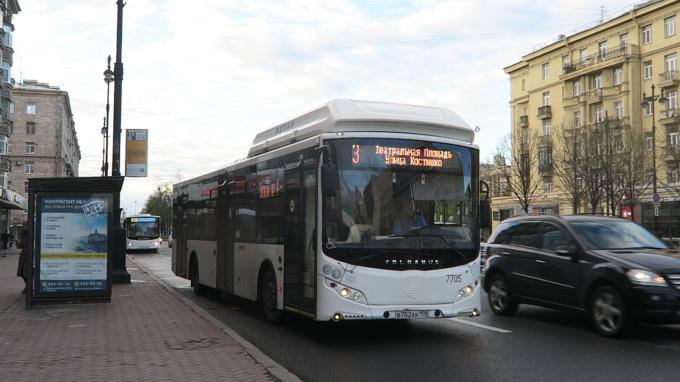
[172,99,488,322]
[125,214,161,253]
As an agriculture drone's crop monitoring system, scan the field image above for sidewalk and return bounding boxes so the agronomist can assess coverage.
[0,252,275,381]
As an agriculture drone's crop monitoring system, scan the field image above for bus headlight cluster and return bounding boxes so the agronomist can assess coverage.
[457,284,476,299]
[324,278,366,303]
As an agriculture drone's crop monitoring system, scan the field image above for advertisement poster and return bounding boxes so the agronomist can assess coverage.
[38,196,109,294]
[125,129,148,177]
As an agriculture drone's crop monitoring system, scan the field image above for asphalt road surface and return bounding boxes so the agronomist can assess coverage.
[132,246,680,382]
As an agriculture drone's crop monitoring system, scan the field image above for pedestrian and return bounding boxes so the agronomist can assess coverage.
[16,229,28,294]
[1,231,9,250]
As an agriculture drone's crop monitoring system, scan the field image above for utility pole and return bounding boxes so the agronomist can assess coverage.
[111,0,130,283]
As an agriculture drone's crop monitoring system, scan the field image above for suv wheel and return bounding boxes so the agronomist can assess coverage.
[488,274,518,316]
[590,286,627,338]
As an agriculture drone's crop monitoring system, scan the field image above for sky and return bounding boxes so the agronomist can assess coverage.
[12,0,639,216]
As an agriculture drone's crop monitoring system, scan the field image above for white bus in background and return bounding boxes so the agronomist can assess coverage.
[172,99,490,322]
[125,214,162,253]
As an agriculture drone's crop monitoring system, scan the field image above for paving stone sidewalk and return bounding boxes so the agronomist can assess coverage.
[0,252,275,381]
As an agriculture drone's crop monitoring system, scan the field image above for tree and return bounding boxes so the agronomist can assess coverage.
[616,125,651,221]
[663,136,680,200]
[494,130,544,214]
[143,184,173,236]
[553,123,583,214]
[578,124,606,214]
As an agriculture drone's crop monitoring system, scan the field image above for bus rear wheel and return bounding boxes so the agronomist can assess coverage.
[190,257,204,295]
[261,267,282,323]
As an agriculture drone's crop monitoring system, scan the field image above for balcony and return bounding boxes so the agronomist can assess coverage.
[539,161,553,174]
[659,109,680,125]
[659,71,680,88]
[561,44,639,80]
[518,115,529,128]
[584,88,602,103]
[540,135,553,148]
[537,105,552,119]
[0,121,9,137]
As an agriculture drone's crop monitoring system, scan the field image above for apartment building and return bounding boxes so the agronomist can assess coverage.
[498,0,680,237]
[8,80,81,232]
[0,0,21,235]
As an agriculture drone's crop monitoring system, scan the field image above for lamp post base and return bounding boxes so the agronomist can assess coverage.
[111,224,131,284]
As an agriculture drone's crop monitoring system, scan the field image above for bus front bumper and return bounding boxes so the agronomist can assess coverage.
[316,281,481,321]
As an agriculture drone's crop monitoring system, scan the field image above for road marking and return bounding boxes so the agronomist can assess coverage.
[447,318,512,333]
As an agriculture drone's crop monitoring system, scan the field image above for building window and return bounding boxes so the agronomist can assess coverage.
[562,55,570,69]
[26,142,35,155]
[544,179,553,194]
[542,63,550,79]
[2,25,11,47]
[670,131,679,146]
[665,53,677,72]
[646,133,654,150]
[666,16,676,37]
[642,24,653,44]
[543,120,551,136]
[595,106,604,123]
[620,33,629,47]
[1,61,9,83]
[543,92,550,106]
[579,48,589,65]
[25,162,34,174]
[614,67,623,85]
[594,73,603,89]
[598,41,608,59]
[615,102,623,119]
[574,80,582,96]
[666,89,678,109]
[670,169,680,184]
[521,79,525,91]
[26,122,35,135]
[0,135,6,155]
[26,103,36,115]
[9,101,13,114]
[574,111,582,128]
[24,181,28,194]
[644,61,653,79]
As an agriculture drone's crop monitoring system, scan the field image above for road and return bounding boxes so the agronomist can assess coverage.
[131,246,680,382]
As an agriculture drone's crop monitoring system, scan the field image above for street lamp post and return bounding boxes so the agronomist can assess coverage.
[102,55,113,177]
[100,118,108,176]
[110,0,130,284]
[641,84,667,236]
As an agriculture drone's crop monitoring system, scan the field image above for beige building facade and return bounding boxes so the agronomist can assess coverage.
[8,80,80,231]
[498,0,680,237]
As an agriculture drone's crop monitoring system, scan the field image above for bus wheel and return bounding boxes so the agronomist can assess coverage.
[190,258,203,295]
[261,267,282,323]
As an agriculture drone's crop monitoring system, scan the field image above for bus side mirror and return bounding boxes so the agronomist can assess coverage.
[321,162,339,197]
[480,181,491,230]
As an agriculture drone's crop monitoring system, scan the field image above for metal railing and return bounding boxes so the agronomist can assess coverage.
[660,70,680,82]
[537,105,552,116]
[519,115,529,127]
[563,44,638,74]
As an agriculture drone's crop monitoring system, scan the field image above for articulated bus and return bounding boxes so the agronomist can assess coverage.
[172,99,489,322]
[125,214,162,253]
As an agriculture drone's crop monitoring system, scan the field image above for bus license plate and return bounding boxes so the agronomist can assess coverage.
[392,310,430,319]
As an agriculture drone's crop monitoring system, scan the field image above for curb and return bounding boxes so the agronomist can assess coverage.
[129,256,302,382]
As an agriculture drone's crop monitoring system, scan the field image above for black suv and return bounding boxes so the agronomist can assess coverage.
[483,215,680,337]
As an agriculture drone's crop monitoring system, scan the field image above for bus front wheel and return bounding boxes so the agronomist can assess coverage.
[260,267,282,323]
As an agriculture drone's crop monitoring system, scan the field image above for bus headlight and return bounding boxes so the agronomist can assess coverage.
[324,278,367,304]
[458,284,476,298]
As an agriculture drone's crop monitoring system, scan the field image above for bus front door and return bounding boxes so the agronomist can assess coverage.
[284,165,317,316]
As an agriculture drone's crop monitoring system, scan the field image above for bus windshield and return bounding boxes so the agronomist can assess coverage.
[322,138,479,269]
[126,217,160,240]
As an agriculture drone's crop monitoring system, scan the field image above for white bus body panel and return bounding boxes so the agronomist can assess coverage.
[187,240,217,288]
[233,242,284,310]
[316,253,482,321]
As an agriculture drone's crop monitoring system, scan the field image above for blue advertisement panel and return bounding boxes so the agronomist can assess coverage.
[38,196,109,294]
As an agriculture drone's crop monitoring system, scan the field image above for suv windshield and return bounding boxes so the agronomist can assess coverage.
[569,220,667,250]
[322,138,479,268]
